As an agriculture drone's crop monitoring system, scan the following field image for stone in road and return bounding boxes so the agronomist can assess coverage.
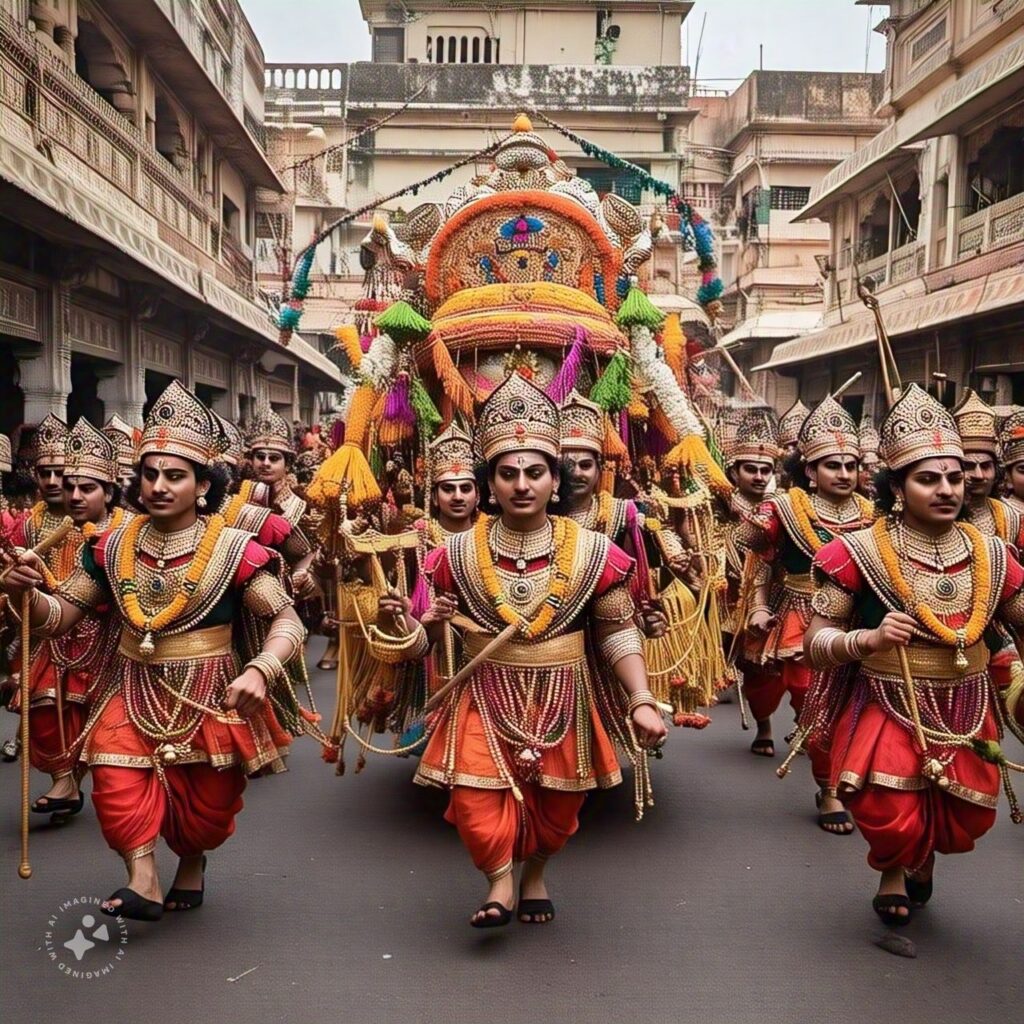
[1,645,1021,1023]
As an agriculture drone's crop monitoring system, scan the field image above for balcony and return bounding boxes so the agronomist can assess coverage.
[956,192,1024,260]
[0,9,270,337]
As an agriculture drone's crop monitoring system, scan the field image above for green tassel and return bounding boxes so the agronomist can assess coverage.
[972,738,1006,765]
[590,349,633,414]
[410,376,442,440]
[614,286,665,331]
[375,301,432,343]
[369,441,384,479]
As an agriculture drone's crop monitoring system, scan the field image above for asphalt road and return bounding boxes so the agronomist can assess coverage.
[1,643,1021,1024]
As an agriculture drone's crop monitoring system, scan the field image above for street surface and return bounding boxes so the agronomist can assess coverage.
[1,642,1021,1024]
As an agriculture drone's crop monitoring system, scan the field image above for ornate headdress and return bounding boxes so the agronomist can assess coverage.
[879,383,963,471]
[727,407,779,466]
[137,380,222,466]
[245,405,292,454]
[952,388,998,456]
[102,415,137,476]
[476,372,560,462]
[778,399,810,448]
[999,409,1024,468]
[797,396,860,464]
[428,423,476,484]
[559,390,604,455]
[859,414,881,464]
[214,412,244,466]
[30,413,69,467]
[0,433,11,474]
[64,417,116,484]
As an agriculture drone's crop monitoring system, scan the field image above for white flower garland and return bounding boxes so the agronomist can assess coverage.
[629,324,703,438]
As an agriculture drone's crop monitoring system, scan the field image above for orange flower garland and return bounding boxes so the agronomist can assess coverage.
[221,479,255,528]
[988,498,1008,542]
[474,513,576,639]
[874,518,990,648]
[82,506,125,541]
[117,514,226,643]
[789,488,874,552]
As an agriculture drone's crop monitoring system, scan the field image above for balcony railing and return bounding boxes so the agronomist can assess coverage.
[956,192,1024,260]
[219,230,256,300]
[0,8,255,305]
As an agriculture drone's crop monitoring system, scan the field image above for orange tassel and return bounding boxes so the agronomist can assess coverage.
[377,419,414,445]
[661,314,686,385]
[603,417,628,460]
[345,385,377,449]
[431,339,475,416]
[333,324,363,370]
[650,404,679,446]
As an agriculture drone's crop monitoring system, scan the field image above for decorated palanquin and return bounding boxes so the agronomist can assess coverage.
[297,114,733,766]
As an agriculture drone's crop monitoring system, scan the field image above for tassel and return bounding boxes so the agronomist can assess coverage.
[344,385,377,449]
[410,376,443,440]
[603,417,628,460]
[379,372,415,445]
[544,327,588,403]
[431,340,475,416]
[664,434,732,499]
[590,349,633,414]
[374,301,432,343]
[306,443,383,508]
[650,405,679,447]
[333,324,363,370]
[614,286,665,331]
[660,314,686,385]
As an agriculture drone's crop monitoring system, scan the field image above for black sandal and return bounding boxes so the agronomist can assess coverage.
[750,738,775,757]
[905,875,933,907]
[101,887,164,922]
[817,810,854,835]
[470,901,513,929]
[31,793,84,816]
[518,898,556,924]
[872,894,912,927]
[164,856,207,912]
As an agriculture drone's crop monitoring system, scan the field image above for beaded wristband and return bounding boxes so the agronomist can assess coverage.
[599,626,644,665]
[626,689,659,713]
[245,652,284,686]
[808,627,845,669]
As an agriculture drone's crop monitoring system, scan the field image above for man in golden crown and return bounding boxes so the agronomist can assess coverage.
[803,385,1024,927]
[15,414,70,565]
[740,396,876,832]
[6,418,129,818]
[1001,409,1024,517]
[776,399,810,487]
[953,389,1024,549]
[377,374,666,928]
[722,408,786,753]
[102,415,138,498]
[1,381,306,922]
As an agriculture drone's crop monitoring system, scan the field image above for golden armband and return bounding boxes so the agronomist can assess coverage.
[810,580,855,622]
[243,571,294,617]
[599,625,644,665]
[56,566,105,612]
[264,617,307,664]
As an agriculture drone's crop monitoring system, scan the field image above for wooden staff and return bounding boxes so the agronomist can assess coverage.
[3,516,75,880]
[424,622,520,712]
[831,371,862,401]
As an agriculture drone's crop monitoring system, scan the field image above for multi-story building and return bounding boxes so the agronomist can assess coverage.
[0,0,340,438]
[689,71,886,411]
[753,0,1024,418]
[259,0,697,343]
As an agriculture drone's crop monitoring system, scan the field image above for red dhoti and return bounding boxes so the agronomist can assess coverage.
[91,762,246,859]
[740,662,785,722]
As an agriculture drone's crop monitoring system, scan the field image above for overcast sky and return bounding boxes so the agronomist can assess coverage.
[241,1,887,81]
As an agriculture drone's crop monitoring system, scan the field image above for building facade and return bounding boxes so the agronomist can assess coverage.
[691,71,886,411]
[754,0,1024,420]
[258,0,697,345]
[0,0,340,439]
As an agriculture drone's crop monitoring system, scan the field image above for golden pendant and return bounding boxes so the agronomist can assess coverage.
[139,630,156,659]
[156,743,178,765]
[953,629,968,674]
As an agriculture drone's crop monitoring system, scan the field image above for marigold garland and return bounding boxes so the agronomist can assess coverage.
[117,514,226,636]
[874,518,990,648]
[474,513,576,639]
[788,488,874,553]
[220,480,255,528]
[988,498,1008,542]
[82,507,125,540]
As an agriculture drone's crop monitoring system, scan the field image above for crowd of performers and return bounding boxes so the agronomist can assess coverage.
[1,373,1024,936]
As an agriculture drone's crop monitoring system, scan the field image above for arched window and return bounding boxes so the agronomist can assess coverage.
[460,36,468,62]
[448,36,457,63]
[426,36,432,62]
[472,37,480,62]
[483,37,492,63]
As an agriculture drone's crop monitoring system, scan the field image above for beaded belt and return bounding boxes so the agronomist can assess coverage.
[862,640,989,681]
[463,629,585,668]
[119,624,233,663]
[783,572,815,595]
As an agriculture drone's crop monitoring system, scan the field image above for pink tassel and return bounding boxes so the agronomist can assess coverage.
[544,327,588,403]
[383,372,415,426]
[619,409,630,450]
[359,333,373,353]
